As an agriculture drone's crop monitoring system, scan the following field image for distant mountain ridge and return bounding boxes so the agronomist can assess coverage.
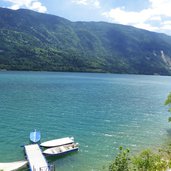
[0,7,171,75]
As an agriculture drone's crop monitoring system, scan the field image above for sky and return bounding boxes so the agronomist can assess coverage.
[0,0,171,35]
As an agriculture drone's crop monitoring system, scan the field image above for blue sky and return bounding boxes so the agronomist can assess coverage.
[1,0,171,35]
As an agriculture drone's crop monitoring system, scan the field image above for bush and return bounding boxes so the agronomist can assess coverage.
[109,148,169,171]
[109,146,130,171]
[132,149,167,171]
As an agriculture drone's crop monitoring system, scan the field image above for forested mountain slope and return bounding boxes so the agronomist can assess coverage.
[1,7,171,75]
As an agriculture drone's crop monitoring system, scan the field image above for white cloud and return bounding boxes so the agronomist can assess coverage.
[72,0,88,5]
[160,20,171,31]
[4,0,47,13]
[161,24,171,30]
[102,0,171,35]
[149,16,161,21]
[72,0,100,8]
[103,8,149,25]
[163,20,171,25]
[10,4,20,10]
[134,23,159,32]
[30,1,47,12]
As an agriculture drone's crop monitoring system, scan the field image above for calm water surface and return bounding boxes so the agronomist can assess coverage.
[0,72,171,171]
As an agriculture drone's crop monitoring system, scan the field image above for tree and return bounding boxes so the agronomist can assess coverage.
[165,92,171,121]
[109,146,130,171]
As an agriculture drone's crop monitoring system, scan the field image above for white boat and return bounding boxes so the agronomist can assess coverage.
[43,143,79,156]
[40,137,74,148]
[0,161,28,171]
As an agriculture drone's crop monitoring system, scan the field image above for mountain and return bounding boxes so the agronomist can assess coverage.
[0,7,171,75]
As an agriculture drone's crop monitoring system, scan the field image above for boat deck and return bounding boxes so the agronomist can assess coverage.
[25,144,49,171]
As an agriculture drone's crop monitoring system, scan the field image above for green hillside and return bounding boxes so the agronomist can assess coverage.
[0,7,171,75]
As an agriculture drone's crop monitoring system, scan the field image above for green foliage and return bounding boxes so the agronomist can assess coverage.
[109,148,170,171]
[165,92,171,113]
[1,7,171,75]
[168,117,171,122]
[165,92,171,122]
[132,149,167,171]
[109,146,130,171]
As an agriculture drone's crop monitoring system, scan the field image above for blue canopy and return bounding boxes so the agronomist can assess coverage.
[30,130,41,143]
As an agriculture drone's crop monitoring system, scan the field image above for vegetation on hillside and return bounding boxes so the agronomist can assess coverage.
[1,7,171,75]
[109,147,170,171]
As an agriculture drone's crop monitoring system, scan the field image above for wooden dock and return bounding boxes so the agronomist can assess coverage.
[25,144,51,171]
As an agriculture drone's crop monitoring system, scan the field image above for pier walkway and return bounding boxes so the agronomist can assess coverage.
[25,144,52,171]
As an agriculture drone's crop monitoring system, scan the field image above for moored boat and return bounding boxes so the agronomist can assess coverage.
[0,161,28,171]
[40,137,74,148]
[43,143,79,156]
[29,129,41,143]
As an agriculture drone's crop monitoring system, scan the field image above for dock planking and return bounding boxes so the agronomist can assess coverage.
[25,144,49,171]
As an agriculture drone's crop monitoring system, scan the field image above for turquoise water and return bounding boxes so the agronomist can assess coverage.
[0,72,171,171]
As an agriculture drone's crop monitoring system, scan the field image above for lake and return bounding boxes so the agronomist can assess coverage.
[0,71,171,171]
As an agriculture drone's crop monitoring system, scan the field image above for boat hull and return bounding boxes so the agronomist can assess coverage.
[40,137,74,148]
[0,161,28,171]
[43,147,79,157]
[43,143,79,156]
